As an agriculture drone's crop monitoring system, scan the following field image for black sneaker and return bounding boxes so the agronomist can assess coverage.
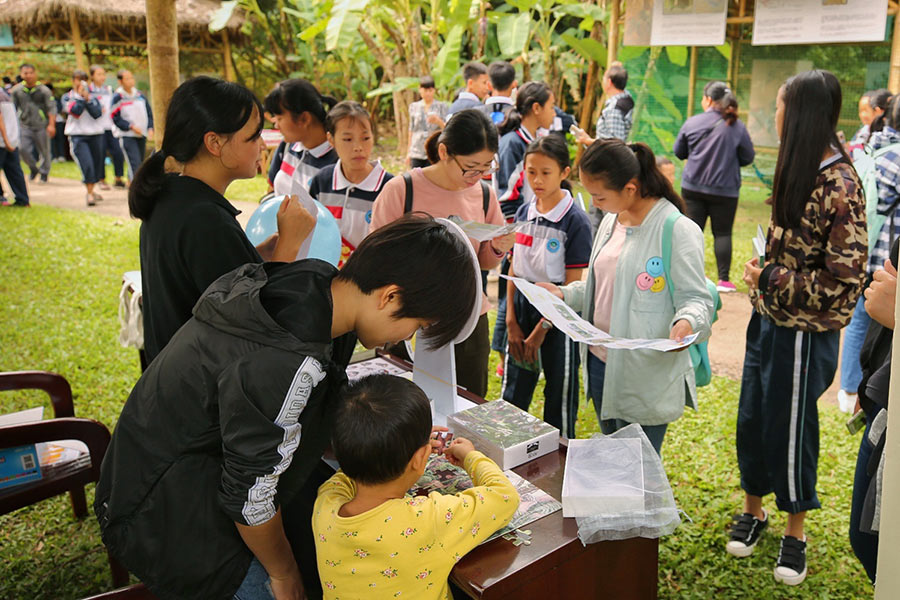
[774,535,807,585]
[39,173,48,183]
[726,510,768,557]
[29,170,37,181]
[114,179,127,189]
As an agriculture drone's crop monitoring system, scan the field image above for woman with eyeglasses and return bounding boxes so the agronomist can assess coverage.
[370,108,515,397]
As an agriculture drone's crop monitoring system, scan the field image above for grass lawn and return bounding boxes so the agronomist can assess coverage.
[0,180,871,597]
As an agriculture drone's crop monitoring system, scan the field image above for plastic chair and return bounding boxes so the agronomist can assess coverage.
[0,371,129,587]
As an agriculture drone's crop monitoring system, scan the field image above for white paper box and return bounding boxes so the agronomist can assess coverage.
[446,400,559,470]
[562,438,645,517]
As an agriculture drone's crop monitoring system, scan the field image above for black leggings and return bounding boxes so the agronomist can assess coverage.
[683,188,739,282]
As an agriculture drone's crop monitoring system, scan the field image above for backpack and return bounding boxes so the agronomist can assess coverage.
[402,172,490,216]
[661,212,721,387]
[853,142,900,250]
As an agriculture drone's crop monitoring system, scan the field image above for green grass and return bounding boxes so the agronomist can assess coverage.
[0,187,870,598]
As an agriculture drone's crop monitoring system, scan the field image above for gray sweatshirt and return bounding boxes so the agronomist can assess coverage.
[10,82,56,130]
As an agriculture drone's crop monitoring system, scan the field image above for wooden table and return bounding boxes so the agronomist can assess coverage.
[363,351,660,599]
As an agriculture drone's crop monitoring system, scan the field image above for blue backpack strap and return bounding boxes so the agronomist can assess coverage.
[661,211,681,306]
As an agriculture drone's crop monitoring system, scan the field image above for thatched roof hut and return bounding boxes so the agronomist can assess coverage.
[0,0,244,75]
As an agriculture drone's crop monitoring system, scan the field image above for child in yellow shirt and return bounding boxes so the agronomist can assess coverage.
[313,374,520,599]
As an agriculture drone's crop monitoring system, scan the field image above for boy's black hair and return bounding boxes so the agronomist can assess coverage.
[89,64,105,77]
[419,75,436,89]
[332,374,432,486]
[462,61,488,83]
[72,69,88,82]
[488,61,516,92]
[337,213,478,349]
[605,64,628,90]
[19,63,35,72]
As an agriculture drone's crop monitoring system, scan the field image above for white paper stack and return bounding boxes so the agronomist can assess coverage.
[446,400,559,470]
[562,437,645,517]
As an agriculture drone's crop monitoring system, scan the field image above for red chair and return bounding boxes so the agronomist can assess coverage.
[0,371,129,587]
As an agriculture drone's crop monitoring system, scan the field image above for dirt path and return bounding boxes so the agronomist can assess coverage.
[18,174,842,406]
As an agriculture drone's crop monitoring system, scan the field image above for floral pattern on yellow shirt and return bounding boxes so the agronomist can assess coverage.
[312,451,519,600]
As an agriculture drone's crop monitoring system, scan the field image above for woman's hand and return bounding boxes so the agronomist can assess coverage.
[574,129,595,147]
[256,233,280,261]
[491,232,516,255]
[506,317,526,362]
[534,282,564,299]
[743,257,762,291]
[271,195,316,262]
[864,259,898,329]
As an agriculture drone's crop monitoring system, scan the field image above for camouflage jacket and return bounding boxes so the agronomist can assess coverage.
[752,158,867,332]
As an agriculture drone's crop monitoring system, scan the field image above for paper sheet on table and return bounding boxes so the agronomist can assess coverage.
[502,276,699,352]
[446,216,525,243]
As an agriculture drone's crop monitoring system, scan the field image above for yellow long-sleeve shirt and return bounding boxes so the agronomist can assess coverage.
[312,451,520,600]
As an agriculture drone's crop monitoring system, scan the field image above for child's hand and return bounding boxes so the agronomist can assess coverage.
[743,257,762,291]
[276,195,316,248]
[444,437,475,467]
[524,322,548,363]
[865,259,898,329]
[430,425,451,453]
[506,318,526,362]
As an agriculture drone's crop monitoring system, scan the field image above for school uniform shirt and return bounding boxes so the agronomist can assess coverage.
[111,86,154,138]
[497,125,535,220]
[482,95,514,126]
[446,92,483,121]
[138,174,263,362]
[89,83,115,131]
[309,160,393,266]
[0,88,20,149]
[312,451,519,600]
[511,190,592,286]
[61,89,104,136]
[96,261,357,600]
[272,139,338,196]
[370,167,507,315]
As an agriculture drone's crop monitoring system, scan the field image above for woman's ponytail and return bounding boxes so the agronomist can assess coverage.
[424,130,442,164]
[498,109,523,136]
[580,139,684,211]
[128,76,263,221]
[128,151,168,220]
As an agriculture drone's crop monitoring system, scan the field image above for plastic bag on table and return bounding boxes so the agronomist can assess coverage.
[564,424,680,544]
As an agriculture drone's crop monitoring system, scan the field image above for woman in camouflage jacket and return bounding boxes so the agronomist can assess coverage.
[727,70,867,587]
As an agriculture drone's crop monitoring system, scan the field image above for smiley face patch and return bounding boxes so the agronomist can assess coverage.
[637,256,666,293]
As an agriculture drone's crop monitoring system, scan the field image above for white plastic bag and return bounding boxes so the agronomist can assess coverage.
[117,271,143,350]
[564,424,680,543]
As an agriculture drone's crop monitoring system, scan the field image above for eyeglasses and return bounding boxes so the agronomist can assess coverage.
[451,155,497,177]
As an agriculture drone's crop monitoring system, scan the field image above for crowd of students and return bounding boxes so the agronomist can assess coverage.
[0,62,153,207]
[33,53,882,599]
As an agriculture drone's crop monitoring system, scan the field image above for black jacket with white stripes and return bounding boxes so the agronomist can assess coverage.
[94,261,355,600]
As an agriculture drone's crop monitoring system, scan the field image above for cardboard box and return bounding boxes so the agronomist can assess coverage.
[447,400,559,470]
[0,445,42,490]
[562,438,645,517]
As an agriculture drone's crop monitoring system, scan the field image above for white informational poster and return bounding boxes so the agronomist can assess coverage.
[752,0,888,46]
[649,0,728,47]
[503,276,699,352]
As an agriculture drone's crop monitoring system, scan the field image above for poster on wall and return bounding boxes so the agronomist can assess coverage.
[649,0,728,46]
[752,0,888,46]
[624,0,653,46]
[747,58,813,147]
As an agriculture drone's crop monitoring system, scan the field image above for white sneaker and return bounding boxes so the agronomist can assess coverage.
[837,389,857,414]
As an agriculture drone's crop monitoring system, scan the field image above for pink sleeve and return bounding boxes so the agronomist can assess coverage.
[369,175,406,233]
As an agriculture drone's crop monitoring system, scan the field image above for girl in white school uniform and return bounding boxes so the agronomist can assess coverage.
[264,79,338,196]
[61,69,104,206]
[502,135,592,438]
[308,101,393,267]
[541,139,713,455]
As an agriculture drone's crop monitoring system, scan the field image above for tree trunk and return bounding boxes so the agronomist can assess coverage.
[577,14,605,162]
[146,0,180,144]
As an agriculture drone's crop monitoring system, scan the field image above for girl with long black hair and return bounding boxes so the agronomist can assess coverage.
[131,76,314,363]
[729,70,867,586]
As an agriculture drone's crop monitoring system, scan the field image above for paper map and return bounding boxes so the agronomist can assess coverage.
[345,357,411,382]
[503,275,699,351]
[409,455,562,545]
[447,216,525,243]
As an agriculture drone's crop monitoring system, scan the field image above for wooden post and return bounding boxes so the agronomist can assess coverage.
[875,267,900,599]
[222,31,236,82]
[146,0,180,144]
[687,46,698,117]
[69,11,87,72]
[890,6,900,94]
[607,0,620,68]
[576,0,606,163]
